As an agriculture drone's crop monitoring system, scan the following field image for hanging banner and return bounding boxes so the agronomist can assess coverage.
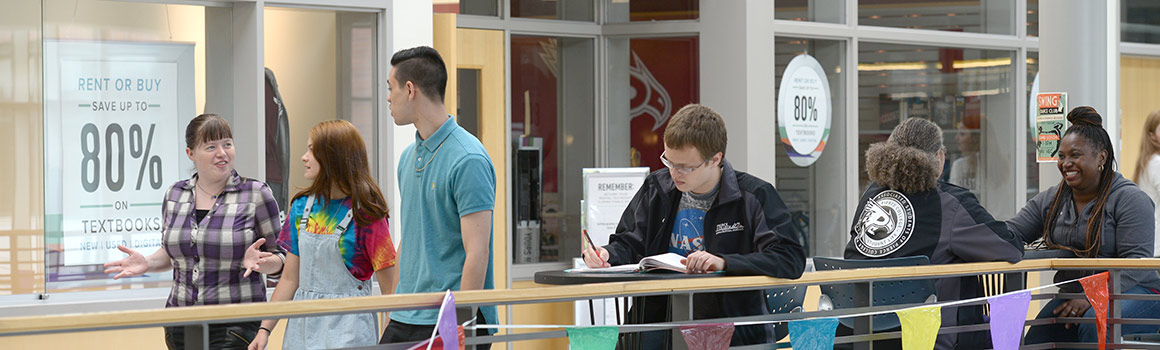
[988,291,1032,350]
[789,318,839,350]
[44,40,194,267]
[566,326,619,350]
[1080,272,1111,350]
[777,54,833,167]
[898,306,942,350]
[433,291,459,350]
[1035,92,1068,162]
[679,323,734,350]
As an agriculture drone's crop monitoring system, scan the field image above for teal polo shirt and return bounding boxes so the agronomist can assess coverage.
[392,116,498,327]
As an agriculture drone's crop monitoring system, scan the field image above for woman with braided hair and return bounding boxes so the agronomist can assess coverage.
[1011,106,1160,345]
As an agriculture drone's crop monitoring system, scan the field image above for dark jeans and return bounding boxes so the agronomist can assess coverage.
[163,321,259,350]
[380,308,492,350]
[1025,286,1160,347]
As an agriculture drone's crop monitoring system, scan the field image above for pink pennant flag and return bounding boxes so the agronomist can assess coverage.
[679,323,734,350]
[1080,272,1110,350]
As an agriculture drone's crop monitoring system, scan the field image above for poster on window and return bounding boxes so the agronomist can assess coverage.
[777,54,832,167]
[582,168,649,247]
[1035,92,1068,162]
[44,40,194,267]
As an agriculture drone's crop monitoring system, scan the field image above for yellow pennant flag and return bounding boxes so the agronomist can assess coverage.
[897,306,941,350]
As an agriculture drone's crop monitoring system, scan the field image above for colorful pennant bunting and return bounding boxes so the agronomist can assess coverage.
[566,326,619,350]
[897,306,941,350]
[679,323,734,350]
[987,291,1032,350]
[788,318,839,350]
[1080,272,1111,350]
[432,290,459,350]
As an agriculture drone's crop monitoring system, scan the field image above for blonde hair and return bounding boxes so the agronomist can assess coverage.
[1134,110,1160,183]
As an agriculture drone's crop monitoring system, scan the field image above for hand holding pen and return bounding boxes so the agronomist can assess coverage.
[581,229,610,268]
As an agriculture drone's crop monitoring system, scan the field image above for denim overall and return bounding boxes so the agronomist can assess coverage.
[282,196,378,349]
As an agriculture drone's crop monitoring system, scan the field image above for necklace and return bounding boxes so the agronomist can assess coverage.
[196,182,224,199]
[414,137,449,172]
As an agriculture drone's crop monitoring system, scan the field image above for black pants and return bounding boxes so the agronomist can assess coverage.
[163,321,259,350]
[380,309,492,350]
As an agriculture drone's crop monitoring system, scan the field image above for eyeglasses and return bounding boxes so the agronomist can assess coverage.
[659,151,711,175]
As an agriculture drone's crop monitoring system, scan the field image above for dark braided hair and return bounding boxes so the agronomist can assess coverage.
[1040,106,1116,257]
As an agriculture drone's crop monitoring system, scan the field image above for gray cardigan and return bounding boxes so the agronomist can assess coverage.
[1007,172,1160,292]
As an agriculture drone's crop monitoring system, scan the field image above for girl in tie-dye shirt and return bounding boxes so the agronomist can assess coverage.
[251,120,397,350]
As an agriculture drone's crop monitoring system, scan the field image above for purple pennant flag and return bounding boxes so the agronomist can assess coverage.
[789,318,839,350]
[679,323,734,350]
[987,291,1031,350]
[429,290,458,350]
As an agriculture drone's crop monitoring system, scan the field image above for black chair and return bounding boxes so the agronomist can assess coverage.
[813,256,937,332]
[765,285,807,341]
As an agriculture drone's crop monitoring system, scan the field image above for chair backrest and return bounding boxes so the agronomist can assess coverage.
[813,256,937,332]
[765,285,807,341]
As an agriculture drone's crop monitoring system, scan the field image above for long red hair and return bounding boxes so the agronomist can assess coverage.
[294,120,389,226]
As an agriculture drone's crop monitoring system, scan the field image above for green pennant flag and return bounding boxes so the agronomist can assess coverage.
[898,306,942,350]
[566,326,619,350]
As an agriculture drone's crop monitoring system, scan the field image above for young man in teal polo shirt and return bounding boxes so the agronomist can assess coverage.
[380,46,497,350]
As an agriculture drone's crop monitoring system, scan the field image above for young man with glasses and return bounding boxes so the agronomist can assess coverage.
[583,104,805,347]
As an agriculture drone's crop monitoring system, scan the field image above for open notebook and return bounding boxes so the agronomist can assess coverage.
[569,252,687,273]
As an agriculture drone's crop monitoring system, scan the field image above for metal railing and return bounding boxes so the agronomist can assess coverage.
[2,258,1159,349]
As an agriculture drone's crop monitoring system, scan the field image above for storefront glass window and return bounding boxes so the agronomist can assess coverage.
[1026,51,1039,201]
[859,0,1015,35]
[606,0,698,23]
[433,0,499,17]
[858,43,1017,218]
[1123,0,1160,44]
[1027,0,1039,37]
[775,38,847,257]
[512,0,594,21]
[1,0,43,296]
[775,0,846,24]
[510,35,595,265]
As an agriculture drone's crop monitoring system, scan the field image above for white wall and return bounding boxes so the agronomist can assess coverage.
[387,0,434,244]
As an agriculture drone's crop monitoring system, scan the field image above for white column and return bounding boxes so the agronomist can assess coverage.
[700,0,777,180]
[205,3,265,179]
[1038,0,1120,190]
[385,0,433,243]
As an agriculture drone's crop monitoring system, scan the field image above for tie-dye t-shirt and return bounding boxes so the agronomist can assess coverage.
[277,195,396,281]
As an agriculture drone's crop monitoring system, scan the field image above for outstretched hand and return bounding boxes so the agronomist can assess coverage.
[103,245,148,279]
[243,238,274,278]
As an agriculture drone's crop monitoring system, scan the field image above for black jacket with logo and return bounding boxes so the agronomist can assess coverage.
[845,181,1023,349]
[604,160,806,345]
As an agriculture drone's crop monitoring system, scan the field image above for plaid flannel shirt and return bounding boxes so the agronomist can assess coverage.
[161,170,284,307]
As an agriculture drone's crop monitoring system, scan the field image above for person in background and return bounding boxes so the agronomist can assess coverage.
[848,117,1023,350]
[1011,107,1160,345]
[104,113,284,350]
[1133,110,1160,256]
[249,120,397,350]
[584,104,806,348]
[380,46,498,350]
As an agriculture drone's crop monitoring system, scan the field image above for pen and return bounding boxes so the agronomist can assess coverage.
[582,229,597,257]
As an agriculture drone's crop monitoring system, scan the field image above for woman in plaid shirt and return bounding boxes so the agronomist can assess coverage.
[104,114,285,349]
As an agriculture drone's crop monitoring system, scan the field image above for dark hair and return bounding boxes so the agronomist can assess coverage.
[294,120,389,226]
[1041,106,1116,257]
[864,118,944,193]
[663,104,727,161]
[390,46,448,103]
[185,113,232,149]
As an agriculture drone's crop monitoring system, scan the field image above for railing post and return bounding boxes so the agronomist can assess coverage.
[1111,269,1122,345]
[183,323,208,350]
[671,293,692,350]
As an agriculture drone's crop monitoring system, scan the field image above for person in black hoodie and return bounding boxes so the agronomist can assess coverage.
[846,117,1023,349]
[584,104,806,348]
